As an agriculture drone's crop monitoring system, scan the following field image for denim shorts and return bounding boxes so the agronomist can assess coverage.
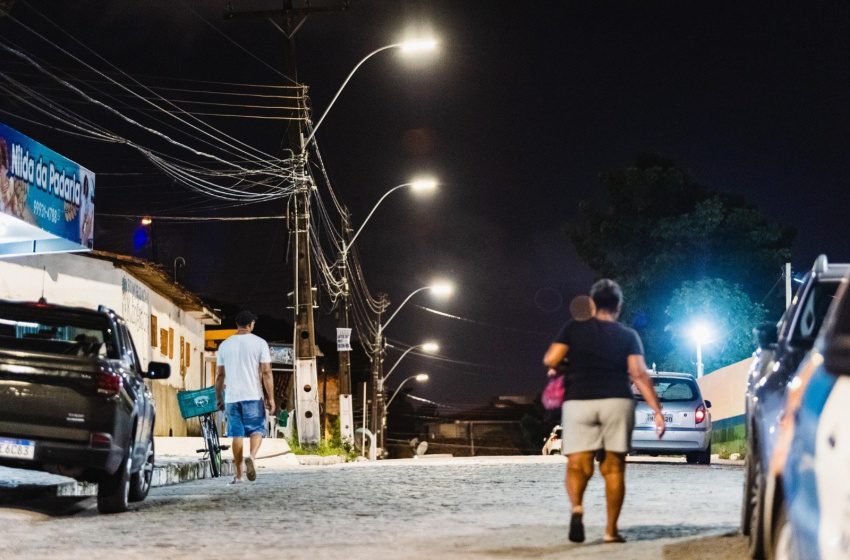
[225,399,267,438]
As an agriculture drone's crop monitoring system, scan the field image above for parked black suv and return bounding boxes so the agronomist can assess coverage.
[742,255,848,558]
[0,300,170,513]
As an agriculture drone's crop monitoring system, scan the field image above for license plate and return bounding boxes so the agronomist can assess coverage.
[646,413,673,423]
[0,438,35,460]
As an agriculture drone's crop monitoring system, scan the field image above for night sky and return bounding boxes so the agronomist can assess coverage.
[2,1,850,406]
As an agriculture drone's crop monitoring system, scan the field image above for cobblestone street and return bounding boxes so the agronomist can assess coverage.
[0,456,745,559]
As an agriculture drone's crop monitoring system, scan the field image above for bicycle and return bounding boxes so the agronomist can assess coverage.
[177,387,229,477]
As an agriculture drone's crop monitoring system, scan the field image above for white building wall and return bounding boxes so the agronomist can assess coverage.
[0,253,208,436]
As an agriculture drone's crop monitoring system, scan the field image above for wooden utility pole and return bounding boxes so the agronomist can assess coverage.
[337,210,355,444]
[224,0,349,446]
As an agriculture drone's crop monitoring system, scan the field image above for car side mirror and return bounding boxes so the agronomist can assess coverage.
[755,322,778,349]
[824,335,850,377]
[704,400,712,409]
[146,361,171,380]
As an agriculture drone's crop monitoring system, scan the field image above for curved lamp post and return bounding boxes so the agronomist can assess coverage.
[304,39,439,148]
[341,179,437,261]
[386,373,429,409]
[380,282,453,337]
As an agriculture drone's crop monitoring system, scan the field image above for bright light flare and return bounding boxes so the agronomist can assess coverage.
[429,282,453,297]
[421,342,439,352]
[411,179,438,191]
[690,323,713,343]
[415,373,429,382]
[141,217,152,226]
[400,38,438,52]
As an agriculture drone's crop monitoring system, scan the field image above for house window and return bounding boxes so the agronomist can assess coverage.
[159,328,168,356]
[185,341,191,367]
[168,328,175,359]
[150,315,158,347]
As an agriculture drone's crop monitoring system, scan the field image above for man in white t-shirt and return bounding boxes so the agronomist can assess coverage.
[215,310,273,484]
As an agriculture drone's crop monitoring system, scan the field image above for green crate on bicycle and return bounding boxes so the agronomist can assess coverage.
[177,386,221,419]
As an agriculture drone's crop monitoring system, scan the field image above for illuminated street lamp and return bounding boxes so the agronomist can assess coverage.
[380,282,453,336]
[690,323,714,378]
[304,38,439,148]
[386,373,429,409]
[341,178,438,261]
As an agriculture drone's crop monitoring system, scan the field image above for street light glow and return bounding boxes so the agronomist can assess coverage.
[415,373,429,382]
[430,283,453,296]
[421,342,439,352]
[411,179,438,191]
[141,216,152,226]
[690,323,713,344]
[400,38,438,52]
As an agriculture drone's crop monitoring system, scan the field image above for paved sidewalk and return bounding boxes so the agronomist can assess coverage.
[0,456,234,503]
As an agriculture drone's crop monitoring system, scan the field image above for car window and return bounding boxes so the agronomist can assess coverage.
[632,377,698,402]
[116,320,142,373]
[832,283,850,337]
[0,306,116,358]
[792,281,840,344]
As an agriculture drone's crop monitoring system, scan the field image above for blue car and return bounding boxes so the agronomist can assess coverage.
[781,271,850,560]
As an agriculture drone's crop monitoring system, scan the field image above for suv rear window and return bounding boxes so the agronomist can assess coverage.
[0,305,116,358]
[632,377,698,402]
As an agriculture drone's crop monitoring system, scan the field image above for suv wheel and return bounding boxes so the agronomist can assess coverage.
[748,454,767,559]
[129,437,154,502]
[742,450,755,535]
[97,451,131,514]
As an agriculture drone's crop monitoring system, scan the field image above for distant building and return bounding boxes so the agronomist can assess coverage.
[0,250,220,436]
[423,396,539,456]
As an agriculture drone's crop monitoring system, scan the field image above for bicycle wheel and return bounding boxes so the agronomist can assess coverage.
[203,414,222,478]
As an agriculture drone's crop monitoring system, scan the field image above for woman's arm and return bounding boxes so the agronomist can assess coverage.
[543,343,568,368]
[628,354,666,437]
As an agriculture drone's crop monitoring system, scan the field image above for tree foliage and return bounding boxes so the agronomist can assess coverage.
[568,155,793,372]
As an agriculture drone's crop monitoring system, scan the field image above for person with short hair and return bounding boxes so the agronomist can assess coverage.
[215,310,274,484]
[543,279,665,544]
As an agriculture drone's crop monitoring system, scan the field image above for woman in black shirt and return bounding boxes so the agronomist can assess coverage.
[543,279,665,544]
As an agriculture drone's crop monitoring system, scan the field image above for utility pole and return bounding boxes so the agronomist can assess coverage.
[372,293,388,456]
[337,210,354,444]
[224,0,349,446]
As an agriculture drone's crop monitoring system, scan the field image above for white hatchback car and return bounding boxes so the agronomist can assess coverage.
[631,372,713,464]
[542,425,562,455]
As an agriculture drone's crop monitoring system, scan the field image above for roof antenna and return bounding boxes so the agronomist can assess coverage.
[38,266,47,304]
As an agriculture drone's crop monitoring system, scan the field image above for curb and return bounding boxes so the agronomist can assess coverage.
[0,457,235,504]
[296,455,347,466]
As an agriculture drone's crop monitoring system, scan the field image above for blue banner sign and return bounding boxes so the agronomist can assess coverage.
[0,121,95,257]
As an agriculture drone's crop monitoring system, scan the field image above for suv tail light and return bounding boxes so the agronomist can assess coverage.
[695,403,706,424]
[97,370,122,396]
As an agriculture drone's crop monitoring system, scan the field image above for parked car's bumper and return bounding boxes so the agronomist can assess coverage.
[0,434,124,475]
[631,426,711,453]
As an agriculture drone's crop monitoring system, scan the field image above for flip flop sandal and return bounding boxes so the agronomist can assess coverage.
[228,477,245,485]
[245,456,257,481]
[603,534,626,543]
[568,512,585,543]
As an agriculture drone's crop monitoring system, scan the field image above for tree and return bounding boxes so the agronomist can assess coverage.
[568,155,793,370]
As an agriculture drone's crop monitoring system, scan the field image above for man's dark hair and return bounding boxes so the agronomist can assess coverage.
[235,310,256,327]
[590,279,623,312]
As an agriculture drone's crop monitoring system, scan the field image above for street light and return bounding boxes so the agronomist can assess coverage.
[342,179,439,260]
[386,373,429,408]
[381,341,439,391]
[304,38,439,148]
[380,282,453,335]
[689,323,714,378]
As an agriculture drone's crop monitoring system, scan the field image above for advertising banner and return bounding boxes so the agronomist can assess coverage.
[0,122,95,257]
[269,344,294,366]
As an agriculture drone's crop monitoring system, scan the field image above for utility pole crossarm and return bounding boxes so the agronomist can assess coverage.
[224,2,350,19]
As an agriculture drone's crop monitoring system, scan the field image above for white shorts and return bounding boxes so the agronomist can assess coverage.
[560,398,636,455]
